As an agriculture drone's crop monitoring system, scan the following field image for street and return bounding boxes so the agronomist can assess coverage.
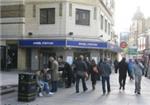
[1,73,150,105]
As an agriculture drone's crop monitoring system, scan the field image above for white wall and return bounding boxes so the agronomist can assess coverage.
[25,1,113,41]
[25,2,66,37]
[1,18,25,37]
[66,3,100,39]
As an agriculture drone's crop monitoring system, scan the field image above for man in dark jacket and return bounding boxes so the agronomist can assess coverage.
[114,59,119,73]
[118,57,129,90]
[58,56,73,88]
[74,55,88,93]
[100,58,111,94]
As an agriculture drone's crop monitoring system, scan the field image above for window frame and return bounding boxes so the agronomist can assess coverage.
[40,8,55,24]
[75,8,90,26]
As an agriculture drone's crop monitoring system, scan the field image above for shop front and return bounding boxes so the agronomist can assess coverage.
[18,39,118,71]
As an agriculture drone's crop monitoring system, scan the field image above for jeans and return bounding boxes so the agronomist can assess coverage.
[135,76,142,93]
[102,76,110,93]
[51,81,58,92]
[76,75,87,92]
[38,80,50,93]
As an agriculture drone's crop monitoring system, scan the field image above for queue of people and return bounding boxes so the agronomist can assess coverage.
[36,55,145,97]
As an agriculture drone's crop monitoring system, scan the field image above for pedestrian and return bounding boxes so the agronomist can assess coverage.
[74,55,88,93]
[49,56,59,92]
[114,59,119,73]
[128,59,134,80]
[90,59,99,90]
[85,57,91,80]
[36,69,54,96]
[97,58,103,81]
[132,59,144,94]
[118,57,129,90]
[58,56,73,88]
[72,57,78,84]
[100,58,111,94]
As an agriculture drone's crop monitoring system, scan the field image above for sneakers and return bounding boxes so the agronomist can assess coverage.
[48,92,54,95]
[39,92,43,97]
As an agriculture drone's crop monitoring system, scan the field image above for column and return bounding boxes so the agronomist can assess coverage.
[18,48,26,70]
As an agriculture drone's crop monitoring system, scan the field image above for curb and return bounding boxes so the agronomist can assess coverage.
[0,85,18,95]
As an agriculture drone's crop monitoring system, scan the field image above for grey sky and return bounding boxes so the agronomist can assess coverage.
[114,0,150,33]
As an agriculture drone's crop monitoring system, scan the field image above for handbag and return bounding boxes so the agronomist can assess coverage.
[76,71,85,77]
[93,66,99,73]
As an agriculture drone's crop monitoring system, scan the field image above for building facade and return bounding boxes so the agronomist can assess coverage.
[0,0,118,71]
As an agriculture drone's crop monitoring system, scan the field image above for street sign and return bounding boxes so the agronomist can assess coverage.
[128,48,138,55]
[120,41,127,48]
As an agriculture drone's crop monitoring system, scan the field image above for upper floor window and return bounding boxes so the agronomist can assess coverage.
[40,8,55,24]
[76,9,90,26]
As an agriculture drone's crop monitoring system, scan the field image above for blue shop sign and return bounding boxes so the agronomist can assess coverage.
[66,40,107,49]
[19,40,66,47]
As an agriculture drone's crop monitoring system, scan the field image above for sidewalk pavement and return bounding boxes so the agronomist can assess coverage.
[1,73,150,105]
[0,71,18,86]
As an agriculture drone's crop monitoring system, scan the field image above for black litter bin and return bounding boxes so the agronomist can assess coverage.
[18,73,37,102]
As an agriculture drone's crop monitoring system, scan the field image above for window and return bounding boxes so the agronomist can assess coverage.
[105,19,107,33]
[76,9,90,26]
[40,8,55,24]
[1,5,25,18]
[101,15,103,30]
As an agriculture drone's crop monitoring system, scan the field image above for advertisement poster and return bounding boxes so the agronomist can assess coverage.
[91,57,98,64]
[66,56,73,65]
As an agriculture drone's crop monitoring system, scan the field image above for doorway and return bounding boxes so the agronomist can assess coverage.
[6,45,18,70]
[39,49,56,70]
[0,46,6,70]
[74,51,90,60]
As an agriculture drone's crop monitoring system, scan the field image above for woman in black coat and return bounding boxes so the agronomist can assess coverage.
[90,59,99,90]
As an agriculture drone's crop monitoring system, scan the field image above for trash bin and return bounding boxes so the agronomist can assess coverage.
[18,73,37,102]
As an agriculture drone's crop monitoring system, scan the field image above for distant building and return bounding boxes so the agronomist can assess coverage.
[120,32,130,42]
[130,7,150,60]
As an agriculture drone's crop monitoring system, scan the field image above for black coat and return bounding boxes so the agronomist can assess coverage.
[90,65,99,82]
[62,62,73,78]
[118,61,129,77]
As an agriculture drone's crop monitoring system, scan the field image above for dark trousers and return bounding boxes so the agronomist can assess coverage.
[65,76,72,88]
[115,67,118,73]
[76,75,87,92]
[102,76,110,93]
[119,75,126,89]
[51,81,58,92]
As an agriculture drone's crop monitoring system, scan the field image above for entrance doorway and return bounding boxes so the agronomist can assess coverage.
[0,46,6,70]
[6,45,18,70]
[39,49,56,70]
[74,51,90,60]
